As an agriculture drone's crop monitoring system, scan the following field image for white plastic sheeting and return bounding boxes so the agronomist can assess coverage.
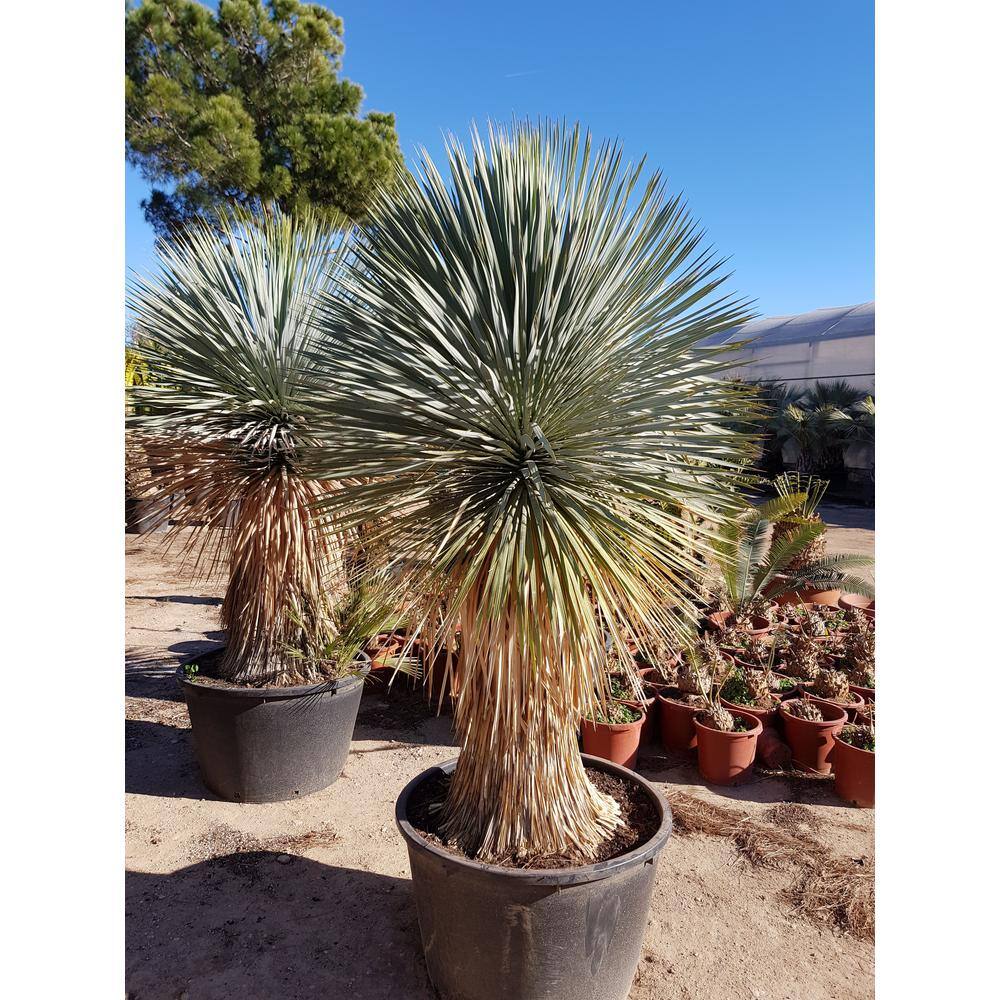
[702,302,875,392]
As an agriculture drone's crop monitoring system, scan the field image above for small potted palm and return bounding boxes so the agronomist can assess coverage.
[305,122,759,1000]
[709,493,874,620]
[770,471,830,576]
[127,210,388,803]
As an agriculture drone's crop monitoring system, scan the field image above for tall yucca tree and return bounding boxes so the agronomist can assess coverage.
[127,209,353,686]
[304,122,760,862]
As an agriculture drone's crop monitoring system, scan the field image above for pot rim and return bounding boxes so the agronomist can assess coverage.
[655,689,707,708]
[720,694,780,714]
[693,709,764,739]
[832,732,876,756]
[394,753,672,885]
[803,690,865,710]
[177,649,371,699]
[581,710,646,732]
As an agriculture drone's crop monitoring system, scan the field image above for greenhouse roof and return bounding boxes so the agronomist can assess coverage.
[701,301,875,348]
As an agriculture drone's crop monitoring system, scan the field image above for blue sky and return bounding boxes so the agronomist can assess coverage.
[125,0,873,319]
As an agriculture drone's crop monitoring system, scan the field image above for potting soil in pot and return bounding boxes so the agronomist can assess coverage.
[406,766,660,869]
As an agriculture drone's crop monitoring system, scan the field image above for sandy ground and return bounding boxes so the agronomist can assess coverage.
[126,510,874,1000]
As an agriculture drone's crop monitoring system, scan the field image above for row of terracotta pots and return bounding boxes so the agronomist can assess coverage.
[581,672,874,807]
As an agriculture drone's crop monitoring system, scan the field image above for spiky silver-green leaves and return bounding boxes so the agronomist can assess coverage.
[304,121,760,861]
[126,209,371,685]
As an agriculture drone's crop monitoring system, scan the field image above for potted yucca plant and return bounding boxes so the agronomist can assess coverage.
[127,209,388,803]
[304,122,759,1000]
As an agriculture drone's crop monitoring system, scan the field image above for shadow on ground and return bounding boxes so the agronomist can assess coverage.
[126,853,432,1000]
[817,502,875,531]
[127,595,224,606]
[126,719,210,800]
[637,748,842,808]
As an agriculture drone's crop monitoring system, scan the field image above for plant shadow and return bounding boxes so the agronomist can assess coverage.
[128,594,224,606]
[354,677,458,748]
[126,853,433,1000]
[636,747,843,808]
[126,718,212,800]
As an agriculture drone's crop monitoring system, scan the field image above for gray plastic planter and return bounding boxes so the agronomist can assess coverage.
[395,753,672,1000]
[178,655,369,802]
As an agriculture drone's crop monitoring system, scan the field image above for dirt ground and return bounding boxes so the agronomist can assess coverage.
[126,509,874,1000]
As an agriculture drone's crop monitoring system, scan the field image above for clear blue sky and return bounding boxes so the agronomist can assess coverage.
[125,0,873,319]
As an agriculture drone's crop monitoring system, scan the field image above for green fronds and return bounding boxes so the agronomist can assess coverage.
[302,120,760,860]
[126,208,357,685]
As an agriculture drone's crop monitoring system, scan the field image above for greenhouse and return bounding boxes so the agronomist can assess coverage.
[704,301,875,392]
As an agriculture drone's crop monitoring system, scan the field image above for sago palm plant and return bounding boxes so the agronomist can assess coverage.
[711,493,874,614]
[127,209,373,687]
[304,121,760,863]
[771,471,830,570]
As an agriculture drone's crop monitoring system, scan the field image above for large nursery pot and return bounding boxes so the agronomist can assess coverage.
[657,692,702,751]
[395,754,673,1000]
[178,653,370,802]
[693,710,763,785]
[833,734,875,807]
[581,711,645,768]
[778,700,848,774]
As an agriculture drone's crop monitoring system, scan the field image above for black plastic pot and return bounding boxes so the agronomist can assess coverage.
[177,654,369,803]
[395,754,672,1000]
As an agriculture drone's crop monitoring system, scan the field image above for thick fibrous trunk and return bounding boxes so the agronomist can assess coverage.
[220,469,346,686]
[439,589,621,864]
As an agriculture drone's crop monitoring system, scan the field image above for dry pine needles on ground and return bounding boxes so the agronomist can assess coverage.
[668,792,873,942]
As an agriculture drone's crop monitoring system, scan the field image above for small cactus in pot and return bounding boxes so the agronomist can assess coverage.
[697,702,738,733]
[781,634,823,680]
[810,667,853,704]
[785,698,825,722]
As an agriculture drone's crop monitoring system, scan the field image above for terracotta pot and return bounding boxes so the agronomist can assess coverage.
[657,692,702,751]
[365,630,408,669]
[745,615,773,637]
[839,594,875,622]
[638,665,670,690]
[833,734,875,807]
[721,695,781,730]
[621,693,658,746]
[849,683,875,703]
[770,673,801,700]
[778,700,848,773]
[757,726,792,769]
[804,689,866,721]
[771,579,842,607]
[705,610,773,636]
[581,710,645,768]
[694,710,763,785]
[705,609,732,632]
